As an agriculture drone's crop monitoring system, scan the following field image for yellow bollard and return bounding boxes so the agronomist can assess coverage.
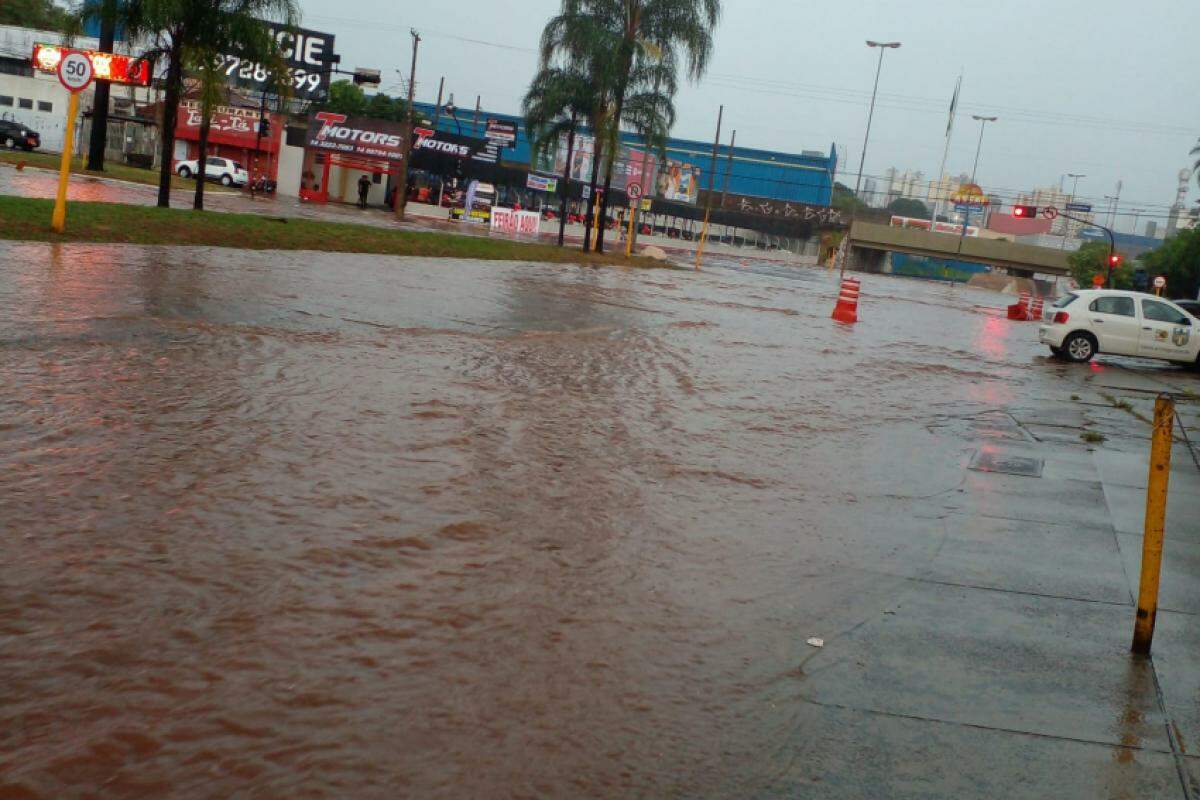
[1131,394,1174,655]
[694,207,712,270]
[625,204,637,259]
[51,91,81,233]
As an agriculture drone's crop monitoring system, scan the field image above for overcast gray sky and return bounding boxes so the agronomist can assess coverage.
[297,0,1198,232]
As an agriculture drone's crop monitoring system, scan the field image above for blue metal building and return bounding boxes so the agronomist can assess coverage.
[411,101,838,207]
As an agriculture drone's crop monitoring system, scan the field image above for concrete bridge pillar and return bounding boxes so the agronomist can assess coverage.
[849,246,888,274]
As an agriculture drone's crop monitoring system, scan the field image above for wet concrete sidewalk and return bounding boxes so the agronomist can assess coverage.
[0,242,1198,798]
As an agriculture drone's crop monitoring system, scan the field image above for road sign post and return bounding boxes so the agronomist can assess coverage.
[625,182,643,258]
[51,51,94,233]
[1153,276,1166,296]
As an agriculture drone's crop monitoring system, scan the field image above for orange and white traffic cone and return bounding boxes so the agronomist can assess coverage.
[1007,290,1031,320]
[832,277,861,323]
[1029,296,1044,322]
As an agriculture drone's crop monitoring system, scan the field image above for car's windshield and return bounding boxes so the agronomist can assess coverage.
[1052,293,1078,309]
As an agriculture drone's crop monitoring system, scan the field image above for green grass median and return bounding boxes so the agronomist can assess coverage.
[0,195,663,267]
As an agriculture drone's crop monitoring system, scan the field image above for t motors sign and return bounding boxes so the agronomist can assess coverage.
[306,112,407,161]
[412,127,484,159]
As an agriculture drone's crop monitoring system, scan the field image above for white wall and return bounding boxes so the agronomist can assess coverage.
[0,71,90,153]
[275,140,305,198]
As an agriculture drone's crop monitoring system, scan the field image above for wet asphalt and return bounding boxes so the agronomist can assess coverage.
[1,170,1199,798]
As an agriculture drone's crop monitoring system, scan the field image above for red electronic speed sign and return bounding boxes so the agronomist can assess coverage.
[33,44,152,87]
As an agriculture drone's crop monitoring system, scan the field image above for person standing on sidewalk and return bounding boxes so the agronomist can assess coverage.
[357,174,372,209]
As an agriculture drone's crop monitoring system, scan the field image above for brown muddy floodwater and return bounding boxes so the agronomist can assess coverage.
[1,243,1084,797]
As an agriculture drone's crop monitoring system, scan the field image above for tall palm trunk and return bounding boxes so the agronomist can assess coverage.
[192,105,212,210]
[558,113,576,247]
[85,0,116,172]
[595,49,632,253]
[594,92,626,253]
[156,40,184,208]
[581,140,602,252]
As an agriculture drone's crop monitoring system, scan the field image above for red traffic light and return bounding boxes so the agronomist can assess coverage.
[1109,254,1123,267]
[1012,204,1037,218]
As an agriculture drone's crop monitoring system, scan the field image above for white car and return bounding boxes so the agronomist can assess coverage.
[1038,289,1200,368]
[175,156,249,187]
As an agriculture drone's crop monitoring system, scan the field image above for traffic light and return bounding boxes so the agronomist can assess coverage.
[258,117,270,137]
[1109,253,1123,268]
[1012,204,1037,218]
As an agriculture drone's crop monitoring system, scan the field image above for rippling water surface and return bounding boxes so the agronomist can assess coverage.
[2,244,1073,797]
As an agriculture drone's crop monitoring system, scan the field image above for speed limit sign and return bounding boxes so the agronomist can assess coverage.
[57,51,94,92]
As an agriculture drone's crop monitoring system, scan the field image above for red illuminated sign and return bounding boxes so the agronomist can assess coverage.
[32,44,152,87]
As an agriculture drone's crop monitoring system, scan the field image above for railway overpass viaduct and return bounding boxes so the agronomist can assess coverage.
[845,220,1071,278]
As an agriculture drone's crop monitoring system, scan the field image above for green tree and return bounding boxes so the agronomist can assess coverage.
[832,181,868,215]
[541,0,719,252]
[187,46,227,210]
[1069,241,1133,290]
[1139,227,1200,299]
[121,0,297,207]
[1,0,74,29]
[887,197,930,219]
[523,64,607,247]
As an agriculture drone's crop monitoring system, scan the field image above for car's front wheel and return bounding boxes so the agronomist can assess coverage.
[1063,332,1098,363]
[3,137,14,149]
[220,174,233,186]
[178,166,192,179]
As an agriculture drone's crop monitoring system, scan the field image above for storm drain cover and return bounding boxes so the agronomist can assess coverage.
[968,450,1044,478]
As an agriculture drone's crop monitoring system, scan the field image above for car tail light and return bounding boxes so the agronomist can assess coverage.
[1053,311,1070,324]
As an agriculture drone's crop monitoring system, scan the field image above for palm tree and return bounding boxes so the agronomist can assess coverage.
[542,0,719,252]
[523,65,604,247]
[121,0,296,207]
[188,48,224,210]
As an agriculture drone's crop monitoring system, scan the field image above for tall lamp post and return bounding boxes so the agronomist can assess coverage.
[968,114,997,183]
[853,40,901,202]
[959,114,996,241]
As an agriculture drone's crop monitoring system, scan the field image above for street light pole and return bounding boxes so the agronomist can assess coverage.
[853,40,901,202]
[968,114,996,184]
[960,114,996,245]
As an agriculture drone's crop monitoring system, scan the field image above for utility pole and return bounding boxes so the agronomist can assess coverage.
[694,104,723,270]
[473,96,481,136]
[720,129,736,208]
[1130,208,1146,236]
[395,28,420,222]
[1110,180,1123,229]
[433,76,444,128]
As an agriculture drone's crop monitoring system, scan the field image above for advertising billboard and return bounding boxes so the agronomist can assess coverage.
[305,112,407,162]
[217,23,336,102]
[534,133,657,194]
[657,158,701,204]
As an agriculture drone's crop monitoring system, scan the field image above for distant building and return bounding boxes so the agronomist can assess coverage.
[1016,186,1095,239]
[926,172,971,209]
[860,176,879,207]
[882,167,924,205]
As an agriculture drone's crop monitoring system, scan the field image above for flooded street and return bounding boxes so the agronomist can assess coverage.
[2,244,1198,798]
